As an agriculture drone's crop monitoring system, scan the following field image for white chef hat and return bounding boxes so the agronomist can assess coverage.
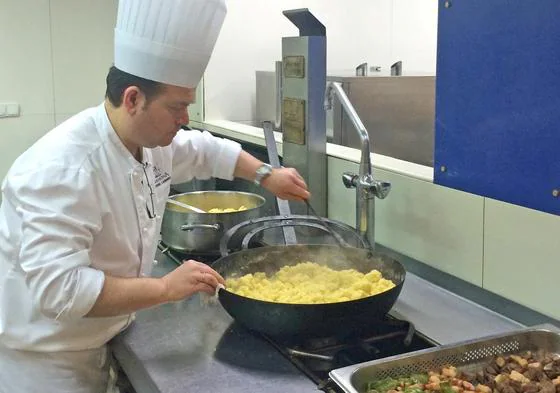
[114,0,226,88]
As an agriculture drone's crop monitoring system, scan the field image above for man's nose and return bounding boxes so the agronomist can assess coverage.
[177,109,189,126]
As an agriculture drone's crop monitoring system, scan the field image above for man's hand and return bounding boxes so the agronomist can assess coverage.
[261,167,310,200]
[232,151,310,200]
[161,260,225,302]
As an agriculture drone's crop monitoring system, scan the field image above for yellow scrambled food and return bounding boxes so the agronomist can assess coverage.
[225,262,395,304]
[207,205,248,213]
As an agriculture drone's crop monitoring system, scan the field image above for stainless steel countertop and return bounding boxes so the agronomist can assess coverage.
[111,249,525,393]
[391,274,523,345]
[111,251,319,393]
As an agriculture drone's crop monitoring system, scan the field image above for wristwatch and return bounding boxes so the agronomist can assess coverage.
[254,163,273,185]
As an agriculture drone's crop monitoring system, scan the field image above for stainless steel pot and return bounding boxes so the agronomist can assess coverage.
[161,191,266,253]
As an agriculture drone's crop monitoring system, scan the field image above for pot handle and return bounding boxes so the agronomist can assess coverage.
[181,223,221,231]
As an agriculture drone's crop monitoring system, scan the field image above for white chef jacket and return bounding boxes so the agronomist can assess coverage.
[0,102,242,352]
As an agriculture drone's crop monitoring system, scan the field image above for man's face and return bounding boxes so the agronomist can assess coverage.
[132,85,196,148]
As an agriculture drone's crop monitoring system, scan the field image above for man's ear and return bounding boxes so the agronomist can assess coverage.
[122,86,144,114]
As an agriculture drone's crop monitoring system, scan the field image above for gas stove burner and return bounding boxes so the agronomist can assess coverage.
[158,239,268,266]
[157,241,222,265]
[295,317,416,351]
[172,251,222,265]
[173,248,221,262]
[258,316,435,392]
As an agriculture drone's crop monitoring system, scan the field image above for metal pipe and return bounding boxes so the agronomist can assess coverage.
[391,61,403,76]
[325,82,371,177]
[324,82,391,249]
[274,61,283,130]
[355,62,368,76]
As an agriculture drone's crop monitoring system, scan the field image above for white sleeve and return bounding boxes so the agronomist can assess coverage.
[3,166,105,321]
[170,129,242,185]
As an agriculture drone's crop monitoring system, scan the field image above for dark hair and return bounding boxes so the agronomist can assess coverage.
[105,65,164,107]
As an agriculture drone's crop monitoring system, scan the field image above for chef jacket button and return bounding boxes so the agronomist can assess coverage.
[153,259,158,266]
[143,227,148,232]
[156,215,161,219]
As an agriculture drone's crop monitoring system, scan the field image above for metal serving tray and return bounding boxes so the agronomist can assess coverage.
[330,324,560,393]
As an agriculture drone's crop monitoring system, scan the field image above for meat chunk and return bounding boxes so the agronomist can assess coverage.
[539,381,556,393]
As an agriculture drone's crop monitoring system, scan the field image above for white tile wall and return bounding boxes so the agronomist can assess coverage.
[327,158,357,227]
[483,199,560,319]
[0,0,116,179]
[0,115,55,180]
[0,0,54,180]
[50,0,117,115]
[54,112,75,126]
[375,168,484,286]
[0,0,54,115]
[328,157,485,286]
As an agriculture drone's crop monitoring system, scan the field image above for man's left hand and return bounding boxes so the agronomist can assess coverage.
[261,167,310,200]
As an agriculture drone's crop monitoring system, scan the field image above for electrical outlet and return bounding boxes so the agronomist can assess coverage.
[0,103,20,118]
[6,103,19,116]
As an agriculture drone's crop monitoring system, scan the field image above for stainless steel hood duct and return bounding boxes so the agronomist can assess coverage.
[280,8,327,217]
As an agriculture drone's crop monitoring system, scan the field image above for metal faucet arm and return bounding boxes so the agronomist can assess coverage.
[325,82,371,178]
[324,82,391,249]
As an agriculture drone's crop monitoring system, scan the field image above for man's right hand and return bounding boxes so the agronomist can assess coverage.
[161,260,225,302]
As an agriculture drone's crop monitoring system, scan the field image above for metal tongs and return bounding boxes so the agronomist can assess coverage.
[304,199,346,247]
[262,121,346,247]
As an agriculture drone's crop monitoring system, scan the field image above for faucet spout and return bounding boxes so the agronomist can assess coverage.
[325,82,391,249]
[325,83,371,178]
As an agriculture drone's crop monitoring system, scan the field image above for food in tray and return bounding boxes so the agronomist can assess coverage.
[207,205,248,213]
[365,352,560,393]
[225,261,395,304]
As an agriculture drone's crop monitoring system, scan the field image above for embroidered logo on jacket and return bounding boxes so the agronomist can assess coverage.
[153,166,171,187]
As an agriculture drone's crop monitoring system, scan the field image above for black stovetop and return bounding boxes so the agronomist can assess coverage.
[258,318,434,392]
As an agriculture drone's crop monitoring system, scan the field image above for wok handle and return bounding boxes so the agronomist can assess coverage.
[240,221,349,250]
[219,214,369,257]
[180,224,220,231]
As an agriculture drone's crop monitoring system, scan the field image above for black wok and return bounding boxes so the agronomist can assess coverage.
[211,244,406,338]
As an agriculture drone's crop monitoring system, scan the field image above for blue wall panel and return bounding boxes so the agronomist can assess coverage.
[434,0,560,215]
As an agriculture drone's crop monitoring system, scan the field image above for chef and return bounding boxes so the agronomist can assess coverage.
[0,0,309,392]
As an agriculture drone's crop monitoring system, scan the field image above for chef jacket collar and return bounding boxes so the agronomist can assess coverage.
[95,102,146,169]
